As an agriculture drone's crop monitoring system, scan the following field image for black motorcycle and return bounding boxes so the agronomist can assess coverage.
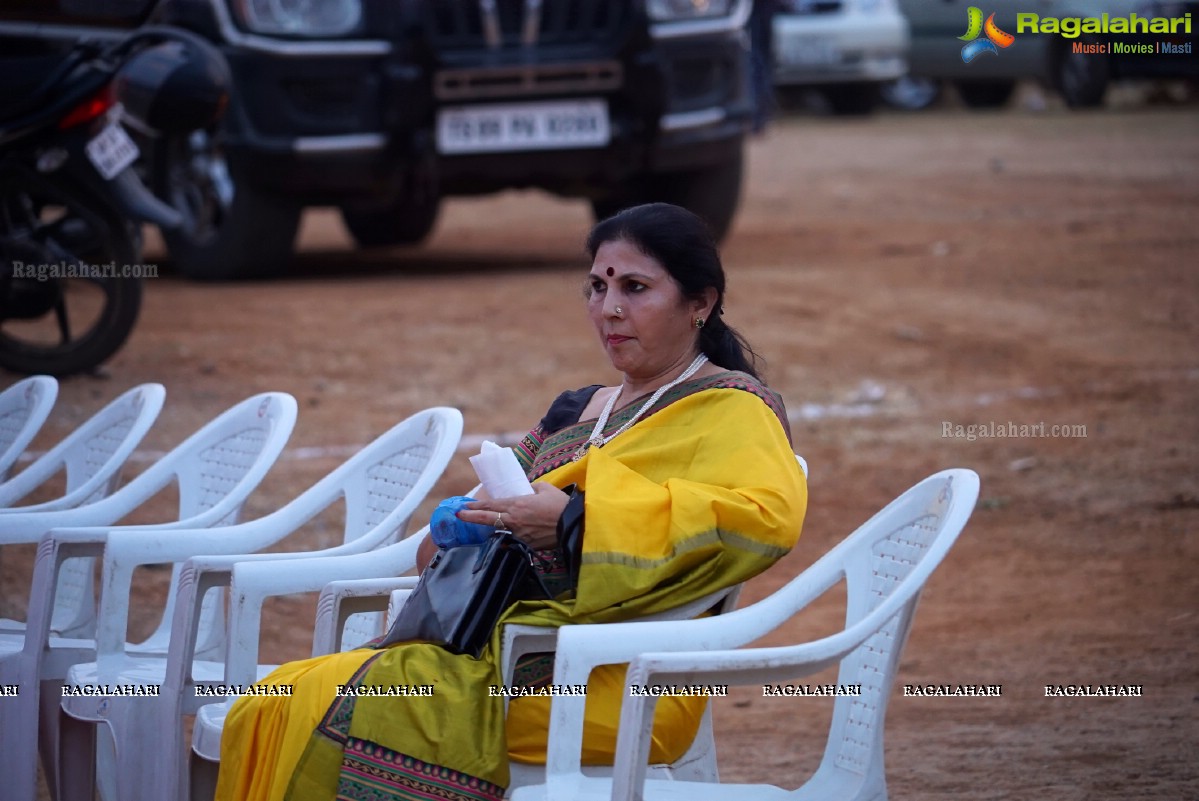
[0,26,228,376]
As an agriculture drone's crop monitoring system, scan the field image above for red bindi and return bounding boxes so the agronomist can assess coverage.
[606,267,614,277]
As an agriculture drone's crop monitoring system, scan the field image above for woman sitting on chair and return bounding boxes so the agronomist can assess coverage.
[216,202,808,801]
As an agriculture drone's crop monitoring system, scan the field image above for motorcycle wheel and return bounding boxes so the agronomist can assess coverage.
[0,183,143,377]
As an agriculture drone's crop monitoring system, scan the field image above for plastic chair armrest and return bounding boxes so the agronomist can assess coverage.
[168,530,398,679]
[605,621,905,801]
[500,624,559,686]
[0,466,212,541]
[178,519,424,577]
[223,535,425,686]
[0,505,128,543]
[100,514,302,569]
[495,589,737,714]
[91,514,319,659]
[387,589,413,627]
[313,577,419,656]
[537,575,831,790]
[22,527,111,649]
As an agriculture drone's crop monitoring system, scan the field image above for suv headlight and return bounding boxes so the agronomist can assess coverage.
[231,0,362,37]
[647,0,737,22]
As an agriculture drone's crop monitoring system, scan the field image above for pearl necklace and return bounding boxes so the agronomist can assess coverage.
[573,354,708,462]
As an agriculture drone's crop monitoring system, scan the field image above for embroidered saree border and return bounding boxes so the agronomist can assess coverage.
[337,741,504,801]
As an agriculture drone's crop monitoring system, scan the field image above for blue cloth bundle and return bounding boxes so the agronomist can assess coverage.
[430,495,495,549]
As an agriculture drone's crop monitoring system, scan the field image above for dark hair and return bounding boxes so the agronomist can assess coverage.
[585,202,764,380]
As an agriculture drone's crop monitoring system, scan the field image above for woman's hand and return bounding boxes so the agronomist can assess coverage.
[458,482,570,551]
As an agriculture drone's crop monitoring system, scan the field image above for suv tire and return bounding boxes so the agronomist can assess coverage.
[155,132,300,281]
[1054,37,1110,108]
[955,80,1017,109]
[340,192,441,249]
[591,148,744,242]
[822,82,880,116]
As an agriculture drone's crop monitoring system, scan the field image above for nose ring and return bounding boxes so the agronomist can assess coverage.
[614,306,623,315]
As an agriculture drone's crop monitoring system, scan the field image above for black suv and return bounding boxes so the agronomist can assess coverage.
[1,0,755,279]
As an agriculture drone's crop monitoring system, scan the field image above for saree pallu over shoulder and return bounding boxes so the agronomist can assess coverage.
[525,371,792,480]
[514,377,806,620]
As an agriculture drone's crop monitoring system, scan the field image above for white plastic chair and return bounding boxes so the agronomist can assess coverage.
[508,468,980,801]
[54,407,463,801]
[0,383,165,511]
[185,580,419,801]
[0,392,297,801]
[0,374,57,482]
[185,527,432,799]
[189,451,812,800]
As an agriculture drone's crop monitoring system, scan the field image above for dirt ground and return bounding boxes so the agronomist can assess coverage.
[4,89,1198,799]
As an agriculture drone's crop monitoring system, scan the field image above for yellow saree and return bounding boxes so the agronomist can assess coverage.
[216,372,806,801]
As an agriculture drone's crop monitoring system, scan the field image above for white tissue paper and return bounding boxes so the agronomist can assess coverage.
[469,440,534,498]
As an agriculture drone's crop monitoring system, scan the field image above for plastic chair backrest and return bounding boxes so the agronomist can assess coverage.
[527,470,976,801]
[626,452,806,783]
[145,393,298,653]
[0,375,57,482]
[307,407,463,648]
[680,470,967,656]
[52,393,297,644]
[0,385,166,634]
[809,470,972,792]
[604,470,978,801]
[0,383,165,509]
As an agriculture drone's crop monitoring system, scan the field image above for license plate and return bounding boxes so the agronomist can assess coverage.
[779,36,841,67]
[85,121,140,180]
[436,99,610,155]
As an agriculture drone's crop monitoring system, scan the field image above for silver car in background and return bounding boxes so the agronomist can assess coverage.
[773,0,910,114]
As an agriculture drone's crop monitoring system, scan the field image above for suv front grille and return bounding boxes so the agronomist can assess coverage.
[434,61,623,100]
[784,0,843,14]
[424,0,628,50]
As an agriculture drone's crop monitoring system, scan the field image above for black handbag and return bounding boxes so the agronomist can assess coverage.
[377,531,550,658]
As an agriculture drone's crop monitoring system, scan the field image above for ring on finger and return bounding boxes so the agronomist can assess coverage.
[494,512,504,530]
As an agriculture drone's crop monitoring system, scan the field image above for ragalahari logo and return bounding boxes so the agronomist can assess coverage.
[959,7,1016,62]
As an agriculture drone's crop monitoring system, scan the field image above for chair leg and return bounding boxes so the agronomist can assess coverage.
[138,693,188,801]
[38,679,66,800]
[0,654,41,801]
[56,708,97,801]
[189,752,219,801]
[96,722,120,801]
